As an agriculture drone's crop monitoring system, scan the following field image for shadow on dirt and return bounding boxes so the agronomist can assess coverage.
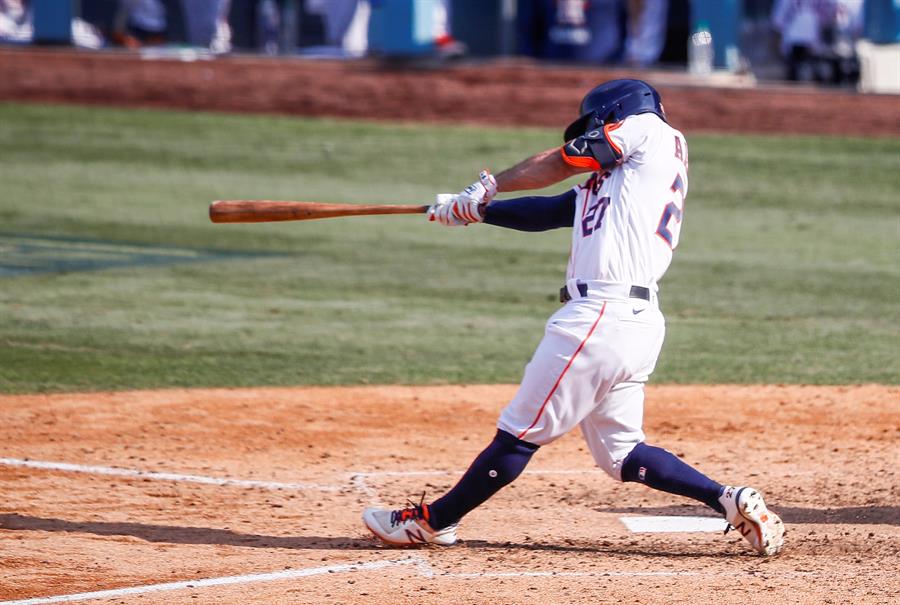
[3,505,896,555]
[0,514,719,557]
[596,505,900,525]
[0,514,379,550]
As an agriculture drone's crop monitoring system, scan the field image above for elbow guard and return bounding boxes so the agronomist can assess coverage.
[560,123,623,172]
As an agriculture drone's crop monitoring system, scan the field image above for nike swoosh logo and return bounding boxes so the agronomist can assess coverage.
[632,308,646,315]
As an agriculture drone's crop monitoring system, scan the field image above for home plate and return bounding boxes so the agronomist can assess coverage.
[620,516,728,533]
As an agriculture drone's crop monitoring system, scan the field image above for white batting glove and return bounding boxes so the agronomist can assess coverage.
[427,170,498,227]
[429,193,468,226]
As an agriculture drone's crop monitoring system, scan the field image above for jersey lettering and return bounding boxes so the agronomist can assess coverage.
[655,203,683,248]
[674,135,685,168]
[581,196,610,237]
[655,174,686,249]
[579,170,611,195]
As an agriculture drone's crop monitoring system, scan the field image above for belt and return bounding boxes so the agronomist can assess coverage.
[559,283,651,303]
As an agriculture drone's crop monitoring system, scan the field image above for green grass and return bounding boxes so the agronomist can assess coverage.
[1,103,897,392]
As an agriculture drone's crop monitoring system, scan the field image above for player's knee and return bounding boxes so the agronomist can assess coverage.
[593,440,641,482]
[483,429,540,485]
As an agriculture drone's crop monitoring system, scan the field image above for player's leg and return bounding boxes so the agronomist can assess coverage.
[363,299,612,545]
[426,428,539,531]
[581,380,725,511]
[581,382,784,555]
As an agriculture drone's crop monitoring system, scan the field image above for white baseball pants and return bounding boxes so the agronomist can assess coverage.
[497,285,665,480]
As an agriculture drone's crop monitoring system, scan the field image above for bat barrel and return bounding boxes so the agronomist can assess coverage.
[209,200,429,223]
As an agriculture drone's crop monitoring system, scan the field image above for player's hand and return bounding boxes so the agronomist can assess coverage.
[429,193,469,226]
[468,169,498,205]
[427,170,497,227]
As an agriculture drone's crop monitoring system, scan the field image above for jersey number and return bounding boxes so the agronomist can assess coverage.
[656,175,685,249]
[581,196,610,237]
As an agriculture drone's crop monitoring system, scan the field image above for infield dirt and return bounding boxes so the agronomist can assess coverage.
[2,384,898,604]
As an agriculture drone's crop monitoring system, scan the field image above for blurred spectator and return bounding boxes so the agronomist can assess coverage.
[113,0,167,48]
[0,0,31,43]
[306,0,368,56]
[433,0,466,58]
[181,0,231,51]
[518,0,625,63]
[771,0,863,84]
[624,0,668,67]
[312,0,461,59]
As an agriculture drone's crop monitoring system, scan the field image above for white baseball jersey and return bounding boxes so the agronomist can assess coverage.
[497,112,690,478]
[566,113,689,290]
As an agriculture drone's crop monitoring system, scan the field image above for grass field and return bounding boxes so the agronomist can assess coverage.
[1,102,897,392]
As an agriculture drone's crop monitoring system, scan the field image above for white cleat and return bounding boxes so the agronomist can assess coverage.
[719,486,785,556]
[363,501,458,547]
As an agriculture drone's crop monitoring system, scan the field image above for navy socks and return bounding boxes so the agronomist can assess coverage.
[428,429,539,530]
[428,437,723,530]
[621,442,725,514]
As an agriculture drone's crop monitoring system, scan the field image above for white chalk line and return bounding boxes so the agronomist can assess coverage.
[2,457,601,497]
[0,558,418,605]
[0,458,342,493]
[0,558,826,605]
[351,469,602,478]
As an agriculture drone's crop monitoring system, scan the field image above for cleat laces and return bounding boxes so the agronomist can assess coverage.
[389,492,430,528]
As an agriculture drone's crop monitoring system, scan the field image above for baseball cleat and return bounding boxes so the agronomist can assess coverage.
[363,497,458,547]
[719,486,785,556]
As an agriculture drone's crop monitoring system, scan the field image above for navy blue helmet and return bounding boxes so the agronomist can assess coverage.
[563,79,666,142]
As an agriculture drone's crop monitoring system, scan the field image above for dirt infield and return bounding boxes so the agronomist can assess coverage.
[2,48,899,137]
[2,384,898,604]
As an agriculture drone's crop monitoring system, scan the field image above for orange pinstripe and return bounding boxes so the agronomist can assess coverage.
[517,302,608,440]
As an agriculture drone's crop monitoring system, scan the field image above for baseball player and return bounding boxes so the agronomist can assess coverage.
[363,79,785,556]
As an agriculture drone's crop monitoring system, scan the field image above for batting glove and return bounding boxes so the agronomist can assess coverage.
[427,170,498,227]
[429,193,468,227]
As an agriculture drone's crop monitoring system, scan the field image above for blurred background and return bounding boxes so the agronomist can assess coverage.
[2,0,898,91]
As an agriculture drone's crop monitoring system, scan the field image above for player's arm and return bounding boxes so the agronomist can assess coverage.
[482,124,631,229]
[430,125,627,227]
[428,169,577,228]
[483,190,577,232]
[492,147,592,193]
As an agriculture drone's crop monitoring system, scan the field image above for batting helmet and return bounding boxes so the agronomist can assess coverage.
[563,79,666,142]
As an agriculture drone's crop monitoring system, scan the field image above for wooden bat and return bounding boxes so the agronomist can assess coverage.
[209,200,429,224]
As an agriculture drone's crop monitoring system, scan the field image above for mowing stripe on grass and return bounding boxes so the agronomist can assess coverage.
[0,233,281,276]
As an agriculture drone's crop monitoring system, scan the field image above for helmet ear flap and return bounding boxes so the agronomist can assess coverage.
[599,110,617,126]
[563,113,593,142]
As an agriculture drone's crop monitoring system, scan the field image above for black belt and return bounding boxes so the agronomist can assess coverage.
[559,284,650,303]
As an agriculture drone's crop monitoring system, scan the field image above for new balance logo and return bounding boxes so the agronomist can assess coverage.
[733,521,753,537]
[405,528,427,543]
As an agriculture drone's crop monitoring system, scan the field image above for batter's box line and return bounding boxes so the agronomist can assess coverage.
[1,457,601,494]
[0,558,827,605]
[0,457,603,503]
[0,457,344,493]
[0,557,422,605]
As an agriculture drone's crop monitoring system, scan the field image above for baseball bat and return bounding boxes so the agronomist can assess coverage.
[209,200,430,224]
